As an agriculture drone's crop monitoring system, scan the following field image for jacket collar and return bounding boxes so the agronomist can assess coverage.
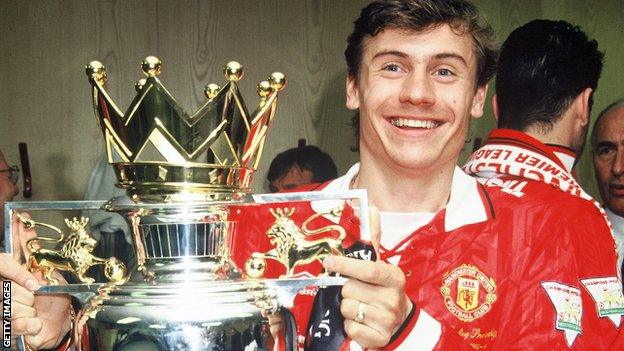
[485,128,576,173]
[324,163,491,233]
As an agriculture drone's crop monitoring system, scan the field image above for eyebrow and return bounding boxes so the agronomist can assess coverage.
[372,51,468,66]
[434,52,468,66]
[372,50,409,60]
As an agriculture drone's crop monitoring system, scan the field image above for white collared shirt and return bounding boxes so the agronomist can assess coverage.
[606,207,624,272]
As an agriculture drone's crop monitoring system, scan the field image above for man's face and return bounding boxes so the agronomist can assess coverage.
[0,151,19,230]
[268,165,314,193]
[593,107,624,216]
[347,25,487,174]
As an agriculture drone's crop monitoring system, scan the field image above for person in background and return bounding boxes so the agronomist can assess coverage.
[592,100,624,271]
[463,19,622,349]
[0,147,73,349]
[0,149,19,246]
[267,144,337,192]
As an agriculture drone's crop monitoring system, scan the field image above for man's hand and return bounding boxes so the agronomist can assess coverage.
[322,256,412,348]
[0,213,72,349]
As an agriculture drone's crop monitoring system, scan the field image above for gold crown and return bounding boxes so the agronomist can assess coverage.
[85,56,286,203]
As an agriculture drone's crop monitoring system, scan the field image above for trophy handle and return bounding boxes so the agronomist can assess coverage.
[35,284,103,305]
[264,276,347,308]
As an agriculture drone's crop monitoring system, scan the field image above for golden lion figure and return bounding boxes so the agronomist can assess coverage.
[16,213,126,285]
[245,207,345,278]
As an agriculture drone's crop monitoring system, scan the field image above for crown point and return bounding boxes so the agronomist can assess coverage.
[135,78,147,92]
[269,72,286,91]
[85,60,107,85]
[224,61,244,81]
[141,56,162,77]
[257,81,272,98]
[204,83,221,99]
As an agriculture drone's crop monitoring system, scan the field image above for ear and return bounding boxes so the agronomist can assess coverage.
[345,75,360,110]
[575,87,593,127]
[491,94,499,122]
[470,84,489,119]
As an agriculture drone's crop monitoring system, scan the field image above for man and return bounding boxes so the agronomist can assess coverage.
[464,20,622,349]
[293,4,624,351]
[287,0,607,350]
[592,100,624,270]
[0,2,618,350]
[267,145,337,193]
[0,149,19,238]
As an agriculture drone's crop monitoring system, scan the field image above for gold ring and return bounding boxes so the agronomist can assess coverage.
[354,301,366,323]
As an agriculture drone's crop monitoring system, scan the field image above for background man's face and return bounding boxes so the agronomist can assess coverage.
[346,25,487,174]
[593,107,624,216]
[269,165,314,192]
[0,151,19,230]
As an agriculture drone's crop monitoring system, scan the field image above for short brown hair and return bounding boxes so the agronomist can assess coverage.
[345,0,498,86]
[345,0,498,151]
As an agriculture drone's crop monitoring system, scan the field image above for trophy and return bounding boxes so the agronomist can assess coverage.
[5,57,368,351]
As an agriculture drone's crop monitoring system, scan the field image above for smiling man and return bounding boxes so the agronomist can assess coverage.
[294,1,495,347]
[292,2,623,351]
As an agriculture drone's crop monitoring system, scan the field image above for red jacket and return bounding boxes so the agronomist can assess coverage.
[461,129,623,350]
[231,146,623,349]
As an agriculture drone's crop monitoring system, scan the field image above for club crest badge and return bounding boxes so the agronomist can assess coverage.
[580,276,624,327]
[440,264,497,322]
[542,282,582,347]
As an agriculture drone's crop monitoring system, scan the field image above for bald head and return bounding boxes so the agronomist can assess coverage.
[592,101,624,216]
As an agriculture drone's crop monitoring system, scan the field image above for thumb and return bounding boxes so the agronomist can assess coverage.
[369,205,381,261]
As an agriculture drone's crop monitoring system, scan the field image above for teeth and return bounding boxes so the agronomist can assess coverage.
[391,118,439,129]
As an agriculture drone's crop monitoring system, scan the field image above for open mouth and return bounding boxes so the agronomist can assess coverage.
[390,118,439,130]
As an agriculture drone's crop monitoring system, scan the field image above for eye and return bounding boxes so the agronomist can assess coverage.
[383,63,401,72]
[595,144,616,159]
[435,68,455,77]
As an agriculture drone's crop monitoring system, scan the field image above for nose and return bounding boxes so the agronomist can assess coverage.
[612,148,624,178]
[398,71,436,106]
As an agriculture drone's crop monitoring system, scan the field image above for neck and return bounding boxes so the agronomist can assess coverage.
[357,152,455,213]
[523,111,578,153]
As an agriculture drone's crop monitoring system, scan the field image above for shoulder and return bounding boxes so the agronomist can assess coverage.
[482,177,602,216]
[482,178,611,241]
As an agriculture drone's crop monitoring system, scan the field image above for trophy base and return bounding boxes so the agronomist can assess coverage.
[75,280,286,351]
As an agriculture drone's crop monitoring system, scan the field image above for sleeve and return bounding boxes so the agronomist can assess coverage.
[490,203,623,350]
[381,306,475,351]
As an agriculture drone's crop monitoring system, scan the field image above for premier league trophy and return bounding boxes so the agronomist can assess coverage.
[5,57,368,351]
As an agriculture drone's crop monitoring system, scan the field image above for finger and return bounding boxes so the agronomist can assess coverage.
[11,302,37,319]
[0,254,40,291]
[368,205,381,260]
[322,256,405,287]
[340,298,396,334]
[344,319,389,349]
[11,317,43,336]
[342,279,406,316]
[10,282,35,306]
